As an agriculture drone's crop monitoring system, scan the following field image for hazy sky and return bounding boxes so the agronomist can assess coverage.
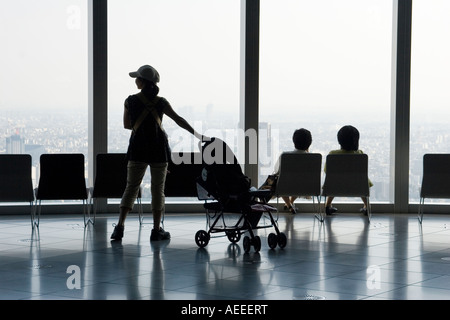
[0,0,88,110]
[1,0,449,121]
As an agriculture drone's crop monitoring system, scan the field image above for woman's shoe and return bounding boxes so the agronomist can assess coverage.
[110,224,124,240]
[360,207,368,216]
[325,206,338,215]
[150,227,171,241]
[289,206,297,214]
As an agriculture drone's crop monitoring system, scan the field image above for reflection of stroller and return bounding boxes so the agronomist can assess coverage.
[195,138,287,253]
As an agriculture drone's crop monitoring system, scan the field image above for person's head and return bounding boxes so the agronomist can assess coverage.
[129,65,160,96]
[292,128,312,151]
[337,125,359,151]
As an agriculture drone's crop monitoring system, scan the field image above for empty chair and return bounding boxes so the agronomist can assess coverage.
[90,153,142,224]
[0,155,35,226]
[35,153,90,226]
[165,152,204,198]
[418,154,450,223]
[163,152,204,226]
[274,152,323,221]
[322,153,372,222]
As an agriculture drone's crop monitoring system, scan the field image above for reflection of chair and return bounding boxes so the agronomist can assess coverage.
[418,154,450,223]
[0,155,35,226]
[90,153,142,224]
[35,154,90,227]
[322,153,371,222]
[274,153,323,221]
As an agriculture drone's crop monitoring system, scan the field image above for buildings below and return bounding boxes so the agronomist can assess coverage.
[0,108,444,203]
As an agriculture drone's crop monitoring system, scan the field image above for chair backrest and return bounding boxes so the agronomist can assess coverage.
[92,153,129,199]
[36,153,87,200]
[275,152,322,197]
[165,152,204,197]
[322,153,369,197]
[420,153,450,199]
[0,154,34,202]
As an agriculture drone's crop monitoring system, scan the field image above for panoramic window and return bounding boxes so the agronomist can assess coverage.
[259,0,393,203]
[410,0,450,203]
[108,0,240,202]
[0,0,88,194]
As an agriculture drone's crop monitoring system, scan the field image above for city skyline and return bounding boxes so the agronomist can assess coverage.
[1,108,445,204]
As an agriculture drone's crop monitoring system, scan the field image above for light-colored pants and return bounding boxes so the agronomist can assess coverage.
[120,161,168,212]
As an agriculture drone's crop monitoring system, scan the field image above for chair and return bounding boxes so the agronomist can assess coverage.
[0,155,35,226]
[165,152,204,198]
[90,153,142,224]
[274,152,323,221]
[418,154,450,223]
[322,153,372,222]
[35,153,90,227]
[137,152,203,226]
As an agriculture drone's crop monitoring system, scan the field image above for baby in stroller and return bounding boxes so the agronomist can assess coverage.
[195,137,287,252]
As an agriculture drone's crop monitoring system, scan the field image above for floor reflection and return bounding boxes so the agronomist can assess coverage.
[0,212,450,300]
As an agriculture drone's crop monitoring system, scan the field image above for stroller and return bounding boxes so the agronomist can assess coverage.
[195,138,287,253]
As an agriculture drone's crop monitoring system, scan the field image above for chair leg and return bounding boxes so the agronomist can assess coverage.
[33,199,41,228]
[138,197,144,225]
[366,197,372,223]
[90,198,96,225]
[84,200,94,227]
[30,201,39,228]
[319,196,327,220]
[418,197,424,224]
[314,195,324,222]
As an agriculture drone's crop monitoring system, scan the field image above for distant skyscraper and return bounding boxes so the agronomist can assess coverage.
[6,134,25,154]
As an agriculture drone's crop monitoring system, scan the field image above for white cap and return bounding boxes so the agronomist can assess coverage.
[129,65,160,83]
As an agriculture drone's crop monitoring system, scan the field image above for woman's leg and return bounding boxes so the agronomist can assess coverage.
[360,197,369,215]
[115,161,148,229]
[282,196,291,209]
[149,162,169,240]
[325,196,338,215]
[361,197,368,208]
[282,196,297,214]
[325,196,334,208]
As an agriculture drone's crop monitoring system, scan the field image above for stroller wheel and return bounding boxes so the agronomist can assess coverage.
[268,233,278,249]
[195,230,210,248]
[243,236,251,253]
[226,230,241,243]
[278,232,287,249]
[253,236,261,252]
[243,235,261,253]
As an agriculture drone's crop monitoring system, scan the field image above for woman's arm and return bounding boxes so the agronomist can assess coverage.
[162,101,204,140]
[123,104,132,130]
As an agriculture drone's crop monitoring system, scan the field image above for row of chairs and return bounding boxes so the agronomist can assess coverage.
[0,153,134,228]
[275,152,450,224]
[0,152,447,227]
[0,152,204,229]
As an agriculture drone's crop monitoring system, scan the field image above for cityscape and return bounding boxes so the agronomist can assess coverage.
[1,107,448,204]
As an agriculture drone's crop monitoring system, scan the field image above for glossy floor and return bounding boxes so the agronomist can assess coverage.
[1,211,450,300]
